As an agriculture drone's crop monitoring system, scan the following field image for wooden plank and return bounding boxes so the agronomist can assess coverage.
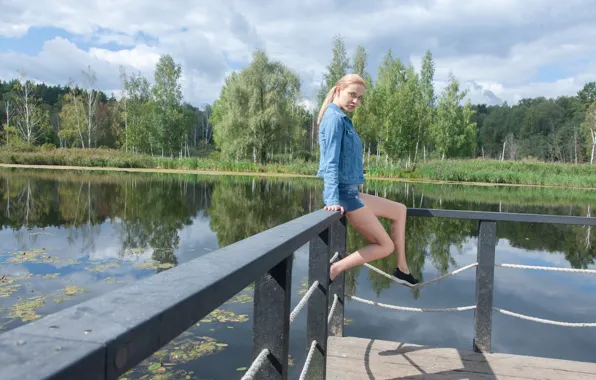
[326,336,596,380]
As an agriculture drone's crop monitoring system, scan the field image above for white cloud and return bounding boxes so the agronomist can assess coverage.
[0,0,595,106]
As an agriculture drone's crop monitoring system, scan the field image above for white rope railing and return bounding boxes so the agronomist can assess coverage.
[497,263,596,274]
[328,293,339,324]
[290,280,319,324]
[240,348,270,380]
[493,308,596,327]
[329,252,339,263]
[298,340,318,380]
[363,262,478,289]
[347,295,476,312]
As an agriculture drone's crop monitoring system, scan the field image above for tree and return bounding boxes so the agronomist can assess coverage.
[578,82,596,110]
[152,55,184,156]
[583,102,596,164]
[430,72,476,159]
[317,35,351,109]
[413,50,436,168]
[211,50,301,164]
[12,73,48,145]
[82,66,99,148]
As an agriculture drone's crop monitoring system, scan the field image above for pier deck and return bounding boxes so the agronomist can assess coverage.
[326,336,596,379]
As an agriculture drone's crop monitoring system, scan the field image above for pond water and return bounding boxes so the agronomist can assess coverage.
[0,167,595,379]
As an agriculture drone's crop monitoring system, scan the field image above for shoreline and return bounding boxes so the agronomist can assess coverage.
[2,163,596,191]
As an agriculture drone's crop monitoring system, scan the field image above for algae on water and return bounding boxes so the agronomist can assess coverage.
[7,296,45,322]
[199,309,249,323]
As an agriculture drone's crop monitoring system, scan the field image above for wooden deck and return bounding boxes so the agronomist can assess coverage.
[326,336,596,380]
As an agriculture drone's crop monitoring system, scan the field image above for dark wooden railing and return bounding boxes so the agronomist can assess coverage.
[0,208,594,380]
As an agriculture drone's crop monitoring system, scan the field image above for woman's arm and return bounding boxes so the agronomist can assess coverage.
[320,115,343,206]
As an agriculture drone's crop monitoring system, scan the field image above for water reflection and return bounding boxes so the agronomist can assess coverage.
[0,168,595,378]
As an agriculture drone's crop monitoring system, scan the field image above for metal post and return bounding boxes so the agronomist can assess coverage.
[252,255,293,379]
[473,220,497,353]
[306,225,332,379]
[328,216,346,337]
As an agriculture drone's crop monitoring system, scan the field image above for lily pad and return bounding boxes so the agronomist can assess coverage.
[225,293,253,304]
[6,249,79,265]
[86,261,120,272]
[148,363,162,372]
[168,336,227,363]
[7,296,45,322]
[0,275,25,298]
[135,260,175,271]
[63,285,88,296]
[199,309,249,323]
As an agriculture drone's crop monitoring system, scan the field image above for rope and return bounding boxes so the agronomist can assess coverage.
[290,281,319,324]
[497,263,596,274]
[363,262,478,288]
[347,295,476,312]
[298,340,318,380]
[329,252,339,263]
[328,294,339,324]
[493,308,596,327]
[240,348,270,380]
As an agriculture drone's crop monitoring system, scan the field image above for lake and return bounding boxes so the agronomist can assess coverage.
[1,167,595,379]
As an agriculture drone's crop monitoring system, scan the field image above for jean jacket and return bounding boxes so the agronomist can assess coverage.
[316,103,365,205]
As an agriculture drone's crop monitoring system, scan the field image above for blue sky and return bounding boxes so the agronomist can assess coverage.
[0,0,595,107]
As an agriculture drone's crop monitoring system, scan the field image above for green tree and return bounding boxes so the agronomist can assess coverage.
[317,35,351,109]
[430,72,476,159]
[152,55,184,157]
[211,50,301,164]
[413,50,436,168]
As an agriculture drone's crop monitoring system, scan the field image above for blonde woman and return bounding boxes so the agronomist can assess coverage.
[317,74,418,287]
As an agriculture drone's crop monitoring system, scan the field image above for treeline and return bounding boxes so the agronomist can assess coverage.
[1,36,595,165]
[0,58,214,156]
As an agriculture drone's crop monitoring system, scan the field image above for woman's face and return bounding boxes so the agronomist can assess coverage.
[336,83,365,112]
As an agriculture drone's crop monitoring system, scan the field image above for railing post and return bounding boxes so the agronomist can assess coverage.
[306,223,333,379]
[473,220,497,353]
[252,255,293,379]
[328,216,346,337]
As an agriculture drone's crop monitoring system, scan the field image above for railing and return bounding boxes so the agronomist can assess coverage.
[0,208,595,380]
[347,208,596,354]
[0,209,345,380]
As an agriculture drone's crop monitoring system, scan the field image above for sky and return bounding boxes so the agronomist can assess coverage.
[0,0,595,109]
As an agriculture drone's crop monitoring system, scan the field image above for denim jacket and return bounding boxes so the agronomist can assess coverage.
[316,103,365,205]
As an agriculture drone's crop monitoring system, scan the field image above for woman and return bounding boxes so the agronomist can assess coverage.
[316,73,419,287]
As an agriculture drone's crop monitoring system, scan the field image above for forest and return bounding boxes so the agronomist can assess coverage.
[1,35,595,166]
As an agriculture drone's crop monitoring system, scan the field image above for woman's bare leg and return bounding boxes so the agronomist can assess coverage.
[329,206,394,281]
[359,193,411,273]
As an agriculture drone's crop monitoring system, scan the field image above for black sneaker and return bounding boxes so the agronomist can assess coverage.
[393,268,419,287]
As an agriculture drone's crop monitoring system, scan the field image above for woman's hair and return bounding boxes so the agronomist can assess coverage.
[316,73,365,126]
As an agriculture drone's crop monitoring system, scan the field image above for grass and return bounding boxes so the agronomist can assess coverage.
[1,147,595,188]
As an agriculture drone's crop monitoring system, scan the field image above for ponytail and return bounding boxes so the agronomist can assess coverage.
[316,86,337,126]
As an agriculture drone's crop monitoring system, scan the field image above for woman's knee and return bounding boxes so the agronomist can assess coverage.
[380,238,395,257]
[392,202,407,220]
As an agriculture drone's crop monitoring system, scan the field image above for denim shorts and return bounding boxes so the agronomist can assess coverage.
[337,184,365,212]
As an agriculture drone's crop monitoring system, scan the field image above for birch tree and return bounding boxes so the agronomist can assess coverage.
[82,66,99,148]
[413,50,436,168]
[583,102,596,164]
[13,73,47,145]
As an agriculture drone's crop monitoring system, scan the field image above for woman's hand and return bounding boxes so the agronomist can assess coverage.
[324,205,345,214]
